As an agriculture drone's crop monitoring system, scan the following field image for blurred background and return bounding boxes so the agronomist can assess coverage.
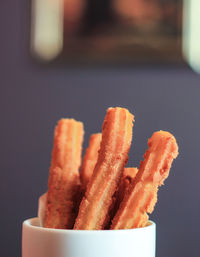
[31,0,183,63]
[1,0,200,257]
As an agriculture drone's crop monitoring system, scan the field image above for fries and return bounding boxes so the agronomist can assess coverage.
[42,108,178,231]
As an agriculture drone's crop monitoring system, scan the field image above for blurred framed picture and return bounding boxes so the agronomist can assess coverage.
[31,0,198,68]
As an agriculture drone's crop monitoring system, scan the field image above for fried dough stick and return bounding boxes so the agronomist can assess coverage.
[111,131,178,229]
[117,167,138,205]
[124,167,138,178]
[80,133,102,190]
[44,119,84,229]
[105,167,138,229]
[74,107,134,230]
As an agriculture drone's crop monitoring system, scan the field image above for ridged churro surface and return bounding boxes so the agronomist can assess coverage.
[80,133,102,190]
[74,107,134,230]
[111,130,178,229]
[106,167,138,229]
[44,119,84,229]
[117,167,138,205]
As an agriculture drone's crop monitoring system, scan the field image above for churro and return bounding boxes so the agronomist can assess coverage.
[44,119,84,229]
[124,167,138,179]
[74,107,134,230]
[80,133,102,190]
[117,167,138,205]
[111,130,178,229]
[105,167,138,229]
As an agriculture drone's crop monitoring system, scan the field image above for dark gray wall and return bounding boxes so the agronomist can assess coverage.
[1,1,200,257]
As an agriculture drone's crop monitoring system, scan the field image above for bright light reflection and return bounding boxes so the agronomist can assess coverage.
[183,0,200,73]
[31,0,64,61]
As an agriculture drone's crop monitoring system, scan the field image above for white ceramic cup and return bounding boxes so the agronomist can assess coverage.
[22,217,156,257]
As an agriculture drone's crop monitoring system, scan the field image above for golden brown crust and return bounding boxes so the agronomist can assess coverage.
[80,133,102,190]
[117,167,138,205]
[123,167,138,179]
[105,167,138,229]
[44,119,84,229]
[74,107,134,230]
[111,130,178,229]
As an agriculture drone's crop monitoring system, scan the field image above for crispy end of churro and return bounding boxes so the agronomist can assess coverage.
[74,107,134,230]
[124,167,138,179]
[44,119,84,229]
[80,133,102,190]
[111,130,178,230]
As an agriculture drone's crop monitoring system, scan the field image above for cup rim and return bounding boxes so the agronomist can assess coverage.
[23,217,155,235]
